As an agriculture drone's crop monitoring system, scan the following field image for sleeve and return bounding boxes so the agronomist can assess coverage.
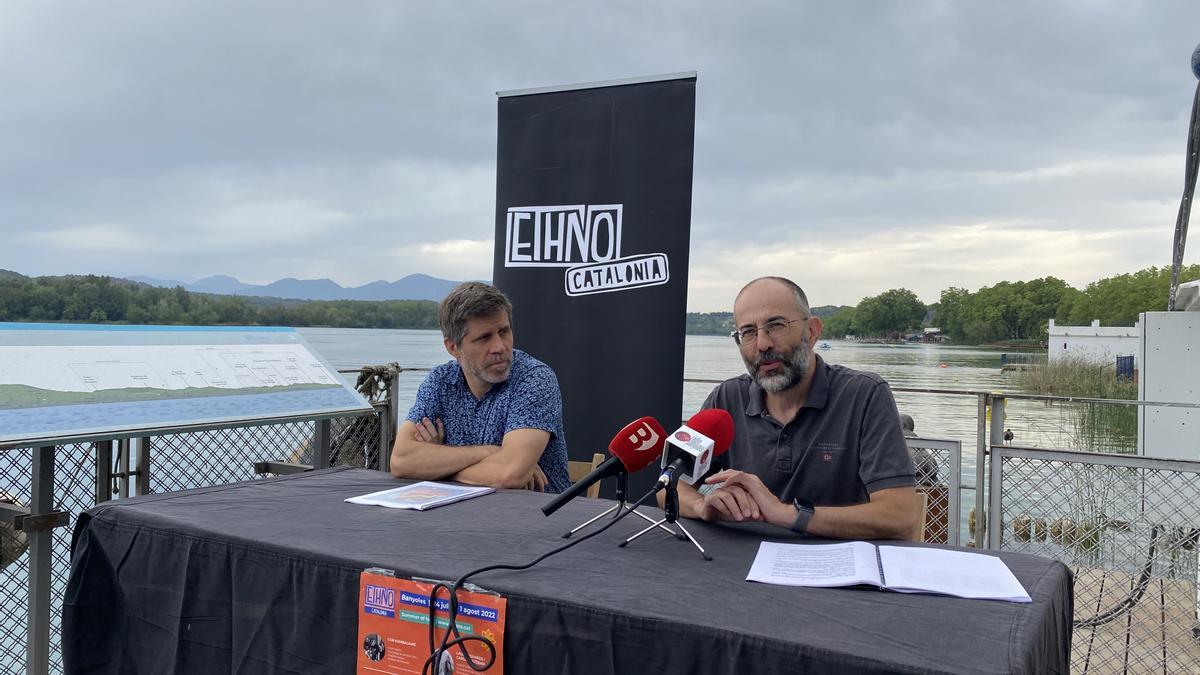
[504,365,562,437]
[404,370,441,425]
[857,381,916,493]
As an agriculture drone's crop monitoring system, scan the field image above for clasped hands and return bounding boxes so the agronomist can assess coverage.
[412,417,547,492]
[699,470,793,526]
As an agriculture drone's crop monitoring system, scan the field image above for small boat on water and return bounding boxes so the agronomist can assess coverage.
[818,341,832,351]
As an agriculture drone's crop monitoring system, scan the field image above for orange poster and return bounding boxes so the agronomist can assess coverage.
[357,569,507,675]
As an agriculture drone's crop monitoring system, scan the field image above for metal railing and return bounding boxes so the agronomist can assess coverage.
[3,369,1199,674]
[0,366,402,675]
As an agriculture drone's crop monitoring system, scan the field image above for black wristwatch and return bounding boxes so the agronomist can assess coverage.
[791,497,814,533]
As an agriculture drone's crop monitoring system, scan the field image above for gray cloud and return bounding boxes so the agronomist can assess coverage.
[1,1,1197,309]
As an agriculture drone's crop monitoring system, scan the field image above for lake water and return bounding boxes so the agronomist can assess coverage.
[297,327,1039,490]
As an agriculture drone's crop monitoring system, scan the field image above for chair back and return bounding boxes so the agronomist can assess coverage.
[913,489,930,542]
[567,453,606,499]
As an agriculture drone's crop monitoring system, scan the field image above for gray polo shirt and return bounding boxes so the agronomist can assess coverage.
[702,355,914,506]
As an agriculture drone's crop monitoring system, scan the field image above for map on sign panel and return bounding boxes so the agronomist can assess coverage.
[0,324,372,446]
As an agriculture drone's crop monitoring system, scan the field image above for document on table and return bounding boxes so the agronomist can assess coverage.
[747,541,1031,602]
[345,481,494,511]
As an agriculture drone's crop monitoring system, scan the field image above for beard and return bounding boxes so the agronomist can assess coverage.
[744,338,812,393]
[468,356,512,385]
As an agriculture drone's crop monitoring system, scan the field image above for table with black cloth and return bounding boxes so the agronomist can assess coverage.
[64,467,1072,674]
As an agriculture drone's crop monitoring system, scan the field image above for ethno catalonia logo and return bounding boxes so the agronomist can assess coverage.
[503,204,670,297]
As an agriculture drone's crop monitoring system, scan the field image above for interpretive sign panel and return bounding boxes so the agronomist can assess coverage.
[0,323,372,447]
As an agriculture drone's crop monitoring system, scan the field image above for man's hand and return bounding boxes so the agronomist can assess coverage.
[700,470,793,526]
[411,417,445,445]
[523,464,548,492]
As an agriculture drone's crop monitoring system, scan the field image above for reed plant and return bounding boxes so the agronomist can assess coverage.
[1016,355,1137,400]
[1016,356,1138,454]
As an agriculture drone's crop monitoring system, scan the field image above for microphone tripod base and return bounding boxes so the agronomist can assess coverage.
[561,501,680,539]
[619,517,712,561]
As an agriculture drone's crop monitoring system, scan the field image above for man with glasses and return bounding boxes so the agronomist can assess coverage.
[389,282,571,493]
[673,276,919,539]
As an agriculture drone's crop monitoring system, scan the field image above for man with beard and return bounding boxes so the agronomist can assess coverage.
[390,282,571,493]
[674,277,918,539]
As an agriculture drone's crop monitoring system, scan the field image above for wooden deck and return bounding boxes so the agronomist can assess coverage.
[1072,567,1200,674]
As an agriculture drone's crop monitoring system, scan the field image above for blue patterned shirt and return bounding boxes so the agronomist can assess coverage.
[406,349,570,493]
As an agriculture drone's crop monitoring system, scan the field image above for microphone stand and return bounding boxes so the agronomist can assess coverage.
[618,474,712,561]
[561,471,680,539]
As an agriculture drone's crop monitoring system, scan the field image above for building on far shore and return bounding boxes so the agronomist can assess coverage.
[1047,318,1140,366]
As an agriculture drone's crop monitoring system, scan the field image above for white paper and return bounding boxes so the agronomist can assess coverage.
[747,541,882,588]
[344,481,494,511]
[877,546,1032,602]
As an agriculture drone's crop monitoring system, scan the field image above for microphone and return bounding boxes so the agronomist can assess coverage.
[541,416,667,516]
[656,409,734,488]
[1192,41,1200,80]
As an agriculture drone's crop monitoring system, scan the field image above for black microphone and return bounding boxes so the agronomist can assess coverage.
[541,417,667,517]
[1192,41,1200,80]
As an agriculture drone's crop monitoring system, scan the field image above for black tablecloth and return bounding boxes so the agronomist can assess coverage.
[64,468,1072,674]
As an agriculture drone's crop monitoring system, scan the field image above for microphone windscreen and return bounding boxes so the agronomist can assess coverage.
[686,409,735,455]
[608,416,667,472]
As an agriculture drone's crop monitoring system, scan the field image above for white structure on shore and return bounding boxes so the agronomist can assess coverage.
[1046,318,1140,366]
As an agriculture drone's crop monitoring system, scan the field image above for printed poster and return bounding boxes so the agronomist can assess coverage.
[357,570,507,674]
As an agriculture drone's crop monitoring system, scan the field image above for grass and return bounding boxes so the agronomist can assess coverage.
[1015,356,1138,454]
[1015,356,1138,400]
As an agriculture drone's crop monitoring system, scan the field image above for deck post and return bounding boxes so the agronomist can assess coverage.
[26,446,54,675]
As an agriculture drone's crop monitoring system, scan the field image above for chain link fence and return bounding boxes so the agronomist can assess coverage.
[905,436,962,546]
[0,366,399,675]
[4,375,1197,674]
[1,447,32,674]
[992,446,1200,673]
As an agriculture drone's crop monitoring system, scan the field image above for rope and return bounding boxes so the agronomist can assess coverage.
[1073,526,1158,629]
[1167,81,1199,310]
[354,362,402,402]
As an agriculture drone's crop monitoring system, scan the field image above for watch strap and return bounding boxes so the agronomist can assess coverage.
[791,498,814,533]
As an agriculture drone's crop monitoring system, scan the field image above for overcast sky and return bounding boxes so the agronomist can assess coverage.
[2,2,1198,311]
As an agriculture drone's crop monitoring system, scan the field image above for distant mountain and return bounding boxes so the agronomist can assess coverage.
[126,274,190,288]
[0,269,29,280]
[189,275,256,295]
[122,273,467,302]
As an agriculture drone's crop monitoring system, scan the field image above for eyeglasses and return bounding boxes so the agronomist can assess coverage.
[729,317,808,346]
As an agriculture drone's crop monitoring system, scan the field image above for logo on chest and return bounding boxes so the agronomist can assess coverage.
[812,440,845,463]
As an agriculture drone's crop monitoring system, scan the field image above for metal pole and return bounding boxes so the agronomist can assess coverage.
[117,438,131,499]
[136,437,151,496]
[987,397,1007,550]
[377,408,391,473]
[988,442,1004,551]
[314,419,331,470]
[26,446,54,675]
[94,441,112,505]
[975,394,988,548]
[378,369,399,472]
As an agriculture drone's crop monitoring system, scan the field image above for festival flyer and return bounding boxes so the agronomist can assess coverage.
[357,569,507,674]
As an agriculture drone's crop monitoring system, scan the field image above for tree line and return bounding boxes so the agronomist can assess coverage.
[3,265,1197,342]
[822,264,1200,343]
[0,273,439,329]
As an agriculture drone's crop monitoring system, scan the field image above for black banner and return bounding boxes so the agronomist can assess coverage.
[494,73,696,498]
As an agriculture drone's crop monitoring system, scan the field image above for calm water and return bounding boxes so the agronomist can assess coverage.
[298,327,1037,488]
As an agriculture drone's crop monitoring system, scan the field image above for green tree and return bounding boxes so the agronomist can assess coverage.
[853,288,926,337]
[820,306,859,338]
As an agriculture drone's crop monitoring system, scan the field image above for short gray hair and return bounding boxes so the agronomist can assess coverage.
[438,282,513,346]
[736,276,811,316]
